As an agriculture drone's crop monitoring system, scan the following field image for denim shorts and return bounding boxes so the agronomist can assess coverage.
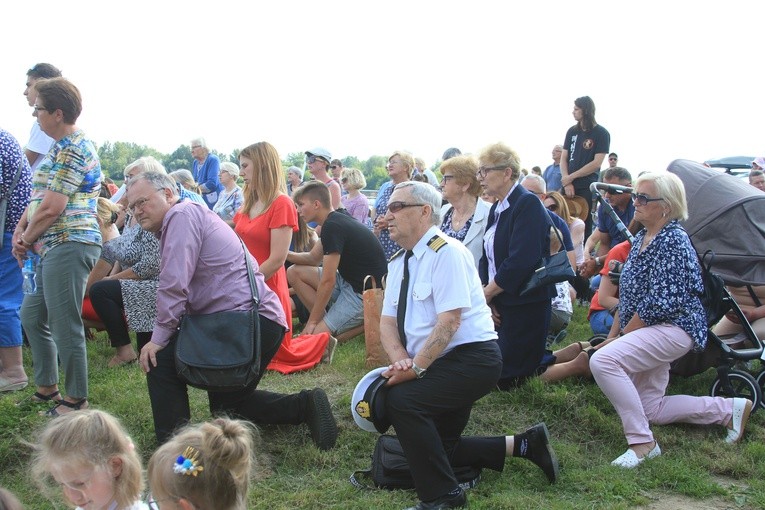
[317,268,363,335]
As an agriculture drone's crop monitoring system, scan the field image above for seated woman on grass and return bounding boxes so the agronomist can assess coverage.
[590,172,753,469]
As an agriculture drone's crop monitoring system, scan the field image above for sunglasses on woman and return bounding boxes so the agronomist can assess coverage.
[545,203,558,212]
[632,193,664,206]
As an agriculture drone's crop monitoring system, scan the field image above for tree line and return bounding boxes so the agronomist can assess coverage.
[97,141,406,190]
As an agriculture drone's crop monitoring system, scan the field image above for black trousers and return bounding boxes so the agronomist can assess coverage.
[89,279,151,350]
[147,315,310,443]
[495,300,551,388]
[386,341,504,502]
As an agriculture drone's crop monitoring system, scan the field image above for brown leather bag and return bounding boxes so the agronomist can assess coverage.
[363,275,388,368]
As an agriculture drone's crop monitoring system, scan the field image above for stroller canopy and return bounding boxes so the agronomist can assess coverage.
[668,159,765,286]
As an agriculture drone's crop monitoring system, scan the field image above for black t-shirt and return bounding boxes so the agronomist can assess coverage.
[320,211,388,294]
[563,124,610,188]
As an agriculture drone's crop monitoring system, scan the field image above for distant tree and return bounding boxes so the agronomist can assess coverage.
[164,145,193,171]
[229,149,241,164]
[283,152,305,169]
[98,141,164,179]
[342,156,361,169]
[363,155,390,190]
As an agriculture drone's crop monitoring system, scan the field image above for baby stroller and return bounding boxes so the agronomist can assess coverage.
[587,161,765,411]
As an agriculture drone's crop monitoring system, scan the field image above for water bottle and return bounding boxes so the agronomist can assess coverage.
[22,256,37,295]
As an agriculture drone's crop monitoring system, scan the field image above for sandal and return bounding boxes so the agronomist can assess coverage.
[108,355,138,368]
[41,398,89,418]
[15,390,62,407]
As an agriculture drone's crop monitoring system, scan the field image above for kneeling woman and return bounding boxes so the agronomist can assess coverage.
[590,172,753,468]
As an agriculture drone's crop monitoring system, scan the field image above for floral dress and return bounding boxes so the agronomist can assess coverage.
[375,182,401,259]
[440,207,473,243]
[100,221,160,332]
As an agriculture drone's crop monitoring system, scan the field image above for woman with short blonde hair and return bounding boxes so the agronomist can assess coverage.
[340,168,370,226]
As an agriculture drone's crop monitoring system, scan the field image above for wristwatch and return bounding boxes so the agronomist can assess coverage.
[411,362,427,379]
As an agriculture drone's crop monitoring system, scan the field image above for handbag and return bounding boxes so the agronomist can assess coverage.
[519,225,576,296]
[175,238,261,393]
[0,159,25,249]
[349,435,481,491]
[363,275,388,368]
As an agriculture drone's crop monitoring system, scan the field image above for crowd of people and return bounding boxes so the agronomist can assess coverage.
[1,63,763,509]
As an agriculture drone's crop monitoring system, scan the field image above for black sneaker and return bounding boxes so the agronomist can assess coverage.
[405,488,467,510]
[525,422,559,483]
[306,388,338,450]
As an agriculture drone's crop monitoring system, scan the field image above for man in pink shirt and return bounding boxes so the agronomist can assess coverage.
[130,171,337,448]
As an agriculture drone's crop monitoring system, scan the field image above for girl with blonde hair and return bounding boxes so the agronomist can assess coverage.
[147,418,256,510]
[30,409,146,510]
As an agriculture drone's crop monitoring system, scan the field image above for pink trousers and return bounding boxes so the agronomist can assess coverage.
[590,324,733,445]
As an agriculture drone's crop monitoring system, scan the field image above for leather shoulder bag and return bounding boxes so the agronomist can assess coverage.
[175,238,262,392]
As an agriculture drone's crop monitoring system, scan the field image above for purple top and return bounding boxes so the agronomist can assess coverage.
[151,201,287,347]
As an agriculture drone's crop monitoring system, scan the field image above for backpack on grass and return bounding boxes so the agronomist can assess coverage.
[349,434,481,491]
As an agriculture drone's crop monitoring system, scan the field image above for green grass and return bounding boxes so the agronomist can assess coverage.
[1,305,764,509]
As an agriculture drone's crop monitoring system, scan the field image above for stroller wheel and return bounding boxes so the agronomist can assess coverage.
[588,334,608,348]
[755,368,765,411]
[710,369,762,415]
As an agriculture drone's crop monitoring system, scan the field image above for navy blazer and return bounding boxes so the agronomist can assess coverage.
[479,185,555,307]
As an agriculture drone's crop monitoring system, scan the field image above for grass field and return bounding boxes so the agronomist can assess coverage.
[1,304,763,509]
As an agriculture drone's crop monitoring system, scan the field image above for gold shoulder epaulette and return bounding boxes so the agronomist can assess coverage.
[427,235,447,253]
[389,248,405,262]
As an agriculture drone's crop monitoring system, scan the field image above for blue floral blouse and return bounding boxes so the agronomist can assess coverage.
[619,221,707,351]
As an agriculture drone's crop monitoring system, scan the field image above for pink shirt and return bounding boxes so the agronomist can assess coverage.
[151,201,287,347]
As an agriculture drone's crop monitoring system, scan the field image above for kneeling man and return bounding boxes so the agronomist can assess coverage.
[380,181,559,510]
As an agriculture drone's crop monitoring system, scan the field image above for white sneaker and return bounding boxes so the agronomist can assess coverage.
[725,398,753,444]
[611,442,661,468]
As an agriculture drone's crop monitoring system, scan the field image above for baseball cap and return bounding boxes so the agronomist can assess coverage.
[305,147,332,164]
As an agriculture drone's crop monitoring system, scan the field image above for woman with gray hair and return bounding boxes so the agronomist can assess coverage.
[213,161,243,225]
[190,137,222,209]
[590,172,753,468]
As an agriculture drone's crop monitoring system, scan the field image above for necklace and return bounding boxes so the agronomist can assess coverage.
[450,207,474,230]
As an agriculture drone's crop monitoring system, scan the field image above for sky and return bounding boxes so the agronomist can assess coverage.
[1,0,763,174]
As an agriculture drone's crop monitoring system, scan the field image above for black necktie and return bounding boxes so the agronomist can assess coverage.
[397,250,414,348]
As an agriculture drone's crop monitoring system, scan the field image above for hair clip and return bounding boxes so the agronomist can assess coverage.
[173,446,204,476]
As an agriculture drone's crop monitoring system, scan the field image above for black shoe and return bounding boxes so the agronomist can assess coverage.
[525,422,559,484]
[405,488,467,510]
[305,388,338,450]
